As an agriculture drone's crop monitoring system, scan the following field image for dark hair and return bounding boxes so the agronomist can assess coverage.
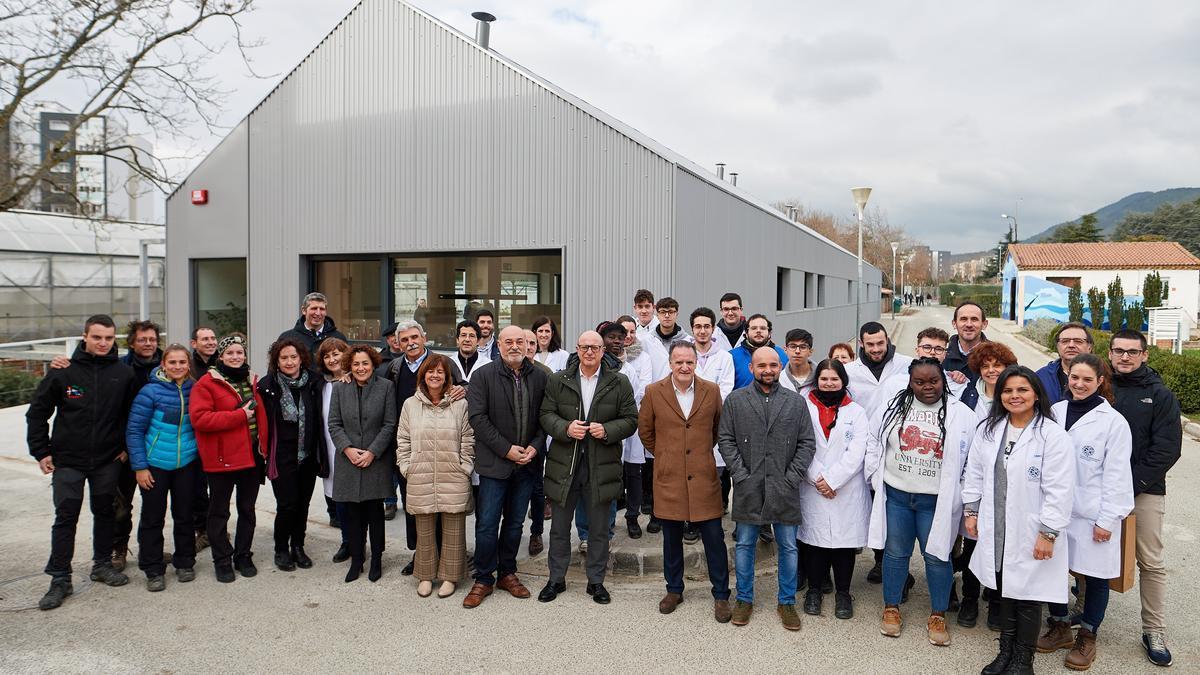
[416,353,453,400]
[1069,353,1114,403]
[785,328,813,347]
[474,308,495,322]
[746,313,772,331]
[690,307,717,327]
[455,320,481,340]
[596,320,627,338]
[84,314,115,333]
[655,297,679,311]
[668,340,697,359]
[190,325,216,340]
[812,358,850,432]
[616,314,637,326]
[268,338,312,373]
[126,319,161,348]
[316,338,351,375]
[342,343,383,373]
[633,289,655,306]
[828,342,854,359]
[916,327,950,344]
[719,292,742,307]
[983,365,1056,434]
[530,316,562,353]
[967,341,1018,374]
[1053,321,1094,345]
[879,357,948,455]
[1110,328,1148,350]
[859,321,887,341]
[953,300,986,321]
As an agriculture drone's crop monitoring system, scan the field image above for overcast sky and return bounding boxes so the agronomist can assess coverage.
[185,0,1200,253]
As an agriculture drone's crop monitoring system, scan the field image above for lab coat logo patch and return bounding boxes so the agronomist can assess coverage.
[1081,445,1098,462]
[1026,466,1040,481]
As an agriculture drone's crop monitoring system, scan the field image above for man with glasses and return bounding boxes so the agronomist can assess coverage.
[779,328,817,395]
[1109,328,1182,667]
[1035,322,1092,405]
[715,292,747,351]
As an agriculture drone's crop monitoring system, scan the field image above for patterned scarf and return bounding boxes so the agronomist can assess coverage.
[276,369,310,462]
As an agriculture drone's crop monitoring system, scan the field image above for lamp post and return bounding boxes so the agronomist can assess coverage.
[852,187,872,339]
[890,241,899,318]
[1002,213,1018,243]
[900,257,907,306]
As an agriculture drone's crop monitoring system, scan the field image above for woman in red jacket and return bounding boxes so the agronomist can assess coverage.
[189,334,269,583]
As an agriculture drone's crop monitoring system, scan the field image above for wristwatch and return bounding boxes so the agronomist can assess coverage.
[1039,531,1058,542]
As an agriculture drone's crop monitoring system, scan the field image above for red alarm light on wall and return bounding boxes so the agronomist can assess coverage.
[191,189,208,205]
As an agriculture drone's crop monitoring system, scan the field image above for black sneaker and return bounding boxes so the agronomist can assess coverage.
[957,597,979,628]
[38,578,73,610]
[146,575,166,592]
[803,589,822,616]
[834,592,854,620]
[274,550,296,571]
[626,519,642,539]
[235,558,258,578]
[866,561,883,584]
[89,565,129,587]
[215,564,236,583]
[646,519,662,534]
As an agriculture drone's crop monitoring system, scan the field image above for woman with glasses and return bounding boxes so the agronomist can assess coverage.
[1035,322,1093,405]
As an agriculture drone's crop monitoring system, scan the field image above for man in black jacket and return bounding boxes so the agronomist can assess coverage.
[26,314,140,610]
[942,300,987,385]
[1109,328,1182,667]
[462,325,548,608]
[277,292,348,356]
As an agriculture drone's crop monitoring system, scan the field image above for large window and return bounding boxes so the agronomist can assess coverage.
[193,258,246,336]
[313,259,382,342]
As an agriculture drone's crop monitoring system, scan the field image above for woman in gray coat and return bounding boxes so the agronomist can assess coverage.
[328,345,397,583]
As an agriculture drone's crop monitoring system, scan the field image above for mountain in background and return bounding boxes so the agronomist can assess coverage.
[1025,187,1200,242]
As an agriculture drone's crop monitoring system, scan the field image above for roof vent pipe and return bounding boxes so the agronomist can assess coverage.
[729,172,738,186]
[715,163,725,180]
[472,11,496,49]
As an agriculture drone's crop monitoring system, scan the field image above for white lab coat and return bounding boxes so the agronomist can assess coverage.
[963,416,1075,603]
[846,352,915,418]
[637,331,670,382]
[321,381,337,499]
[449,351,490,383]
[694,345,735,467]
[535,349,569,373]
[799,398,871,548]
[865,397,977,561]
[1050,399,1134,579]
[620,350,653,463]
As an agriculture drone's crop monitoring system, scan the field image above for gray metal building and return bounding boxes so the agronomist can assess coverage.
[165,0,880,369]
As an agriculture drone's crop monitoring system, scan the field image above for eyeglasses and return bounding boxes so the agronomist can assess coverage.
[786,344,811,351]
[917,344,947,354]
[1111,348,1145,358]
[656,309,678,315]
[1057,337,1088,346]
[577,345,603,353]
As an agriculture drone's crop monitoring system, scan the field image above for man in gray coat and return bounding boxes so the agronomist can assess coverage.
[718,346,815,631]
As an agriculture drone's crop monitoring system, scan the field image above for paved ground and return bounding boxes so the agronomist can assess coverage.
[0,305,1192,673]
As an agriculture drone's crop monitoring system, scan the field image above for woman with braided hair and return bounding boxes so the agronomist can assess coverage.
[865,357,978,647]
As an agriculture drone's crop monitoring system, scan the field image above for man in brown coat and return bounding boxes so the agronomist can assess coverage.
[639,340,731,623]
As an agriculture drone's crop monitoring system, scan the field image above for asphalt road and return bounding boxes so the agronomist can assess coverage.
[0,305,1190,673]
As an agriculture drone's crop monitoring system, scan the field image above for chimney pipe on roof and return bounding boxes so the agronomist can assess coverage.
[715,163,725,180]
[472,11,496,49]
[729,172,738,186]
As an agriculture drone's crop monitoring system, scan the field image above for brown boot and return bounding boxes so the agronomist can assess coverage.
[111,548,128,573]
[658,592,684,614]
[714,599,732,623]
[731,600,753,626]
[1037,619,1074,653]
[1065,628,1097,671]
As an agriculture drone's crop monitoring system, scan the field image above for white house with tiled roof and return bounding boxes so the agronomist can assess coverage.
[1001,241,1200,327]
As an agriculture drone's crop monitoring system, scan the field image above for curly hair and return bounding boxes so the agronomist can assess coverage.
[967,341,1018,374]
[267,338,312,374]
[316,338,351,375]
[341,344,382,373]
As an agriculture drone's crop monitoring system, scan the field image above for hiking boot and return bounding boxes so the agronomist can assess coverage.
[38,578,73,610]
[1037,619,1074,653]
[880,606,902,637]
[234,558,257,578]
[90,565,129,587]
[927,614,951,646]
[714,599,732,623]
[1065,628,1096,670]
[111,548,128,572]
[175,567,196,583]
[777,604,802,631]
[146,575,166,592]
[731,600,753,626]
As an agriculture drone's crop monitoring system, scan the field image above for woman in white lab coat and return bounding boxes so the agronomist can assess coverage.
[531,317,570,373]
[799,359,870,620]
[864,357,977,646]
[1037,354,1133,670]
[963,365,1075,675]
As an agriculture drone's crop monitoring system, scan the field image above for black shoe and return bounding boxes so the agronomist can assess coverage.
[640,504,652,515]
[89,565,129,587]
[758,529,774,544]
[235,558,258,578]
[683,527,700,544]
[646,519,662,534]
[401,557,415,576]
[986,601,1001,632]
[332,543,350,563]
[586,583,611,604]
[274,551,296,572]
[822,579,833,594]
[291,546,313,569]
[383,504,397,521]
[38,578,73,610]
[627,519,642,539]
[368,554,382,582]
[803,589,822,616]
[834,592,854,620]
[957,597,979,628]
[900,573,916,603]
[345,559,362,583]
[538,580,566,603]
[867,561,883,584]
[215,564,236,583]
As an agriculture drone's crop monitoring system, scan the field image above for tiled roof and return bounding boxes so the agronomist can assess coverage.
[1009,242,1200,270]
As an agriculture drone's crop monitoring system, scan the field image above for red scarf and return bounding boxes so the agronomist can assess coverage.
[808,390,851,439]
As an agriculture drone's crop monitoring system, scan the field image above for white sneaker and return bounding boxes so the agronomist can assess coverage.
[578,540,588,553]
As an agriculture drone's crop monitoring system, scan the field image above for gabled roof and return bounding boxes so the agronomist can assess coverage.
[1009,242,1200,270]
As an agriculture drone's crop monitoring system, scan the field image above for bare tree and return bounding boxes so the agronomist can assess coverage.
[0,0,260,215]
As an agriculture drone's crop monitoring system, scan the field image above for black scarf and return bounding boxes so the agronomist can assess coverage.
[859,343,895,381]
[216,361,250,382]
[813,388,847,408]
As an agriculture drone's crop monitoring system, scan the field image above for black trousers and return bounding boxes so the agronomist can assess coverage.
[343,499,385,564]
[806,545,855,593]
[137,462,199,576]
[528,452,546,537]
[996,571,1041,650]
[642,457,654,508]
[623,462,643,521]
[112,461,137,552]
[398,474,418,550]
[720,467,732,509]
[45,461,121,579]
[207,468,260,566]
[191,471,210,533]
[953,536,982,600]
[269,457,319,552]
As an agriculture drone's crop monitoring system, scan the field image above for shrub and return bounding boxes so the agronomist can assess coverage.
[1068,286,1084,323]
[0,365,42,408]
[1127,301,1146,332]
[1148,348,1200,414]
[1107,277,1125,330]
[956,293,1000,318]
[1021,318,1059,349]
[1086,287,1106,328]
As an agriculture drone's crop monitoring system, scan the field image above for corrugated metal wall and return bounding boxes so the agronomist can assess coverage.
[673,167,881,354]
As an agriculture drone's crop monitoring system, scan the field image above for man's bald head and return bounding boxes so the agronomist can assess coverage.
[577,330,604,372]
[751,346,782,390]
[497,325,527,368]
[752,346,780,367]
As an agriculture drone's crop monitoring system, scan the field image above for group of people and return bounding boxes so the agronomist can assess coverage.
[25,290,1181,673]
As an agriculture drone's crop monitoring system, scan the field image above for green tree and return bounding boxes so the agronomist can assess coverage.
[1113,198,1200,257]
[1068,286,1084,323]
[1087,287,1106,328]
[1127,301,1145,331]
[1107,277,1125,330]
[1051,213,1105,243]
[1143,271,1169,308]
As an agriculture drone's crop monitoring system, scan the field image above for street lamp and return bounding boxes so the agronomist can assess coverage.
[890,241,899,318]
[852,186,872,338]
[900,257,907,306]
[1002,213,1018,243]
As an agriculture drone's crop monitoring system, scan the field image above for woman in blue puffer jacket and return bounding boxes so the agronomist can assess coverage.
[126,344,200,592]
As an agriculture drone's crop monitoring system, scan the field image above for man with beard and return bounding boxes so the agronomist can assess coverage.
[942,301,987,386]
[729,314,788,390]
[475,309,500,361]
[844,322,913,418]
[716,292,747,351]
[1036,322,1093,405]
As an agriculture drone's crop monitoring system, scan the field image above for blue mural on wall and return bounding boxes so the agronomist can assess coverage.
[1018,274,1147,330]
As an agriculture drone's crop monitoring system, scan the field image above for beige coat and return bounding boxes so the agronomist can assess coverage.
[396,391,475,515]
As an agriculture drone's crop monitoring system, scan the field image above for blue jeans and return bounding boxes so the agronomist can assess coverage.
[575,499,617,542]
[473,471,535,585]
[734,522,798,605]
[883,484,952,611]
[1049,575,1110,634]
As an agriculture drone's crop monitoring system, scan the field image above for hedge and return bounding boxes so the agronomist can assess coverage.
[0,365,41,408]
[956,294,1001,319]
